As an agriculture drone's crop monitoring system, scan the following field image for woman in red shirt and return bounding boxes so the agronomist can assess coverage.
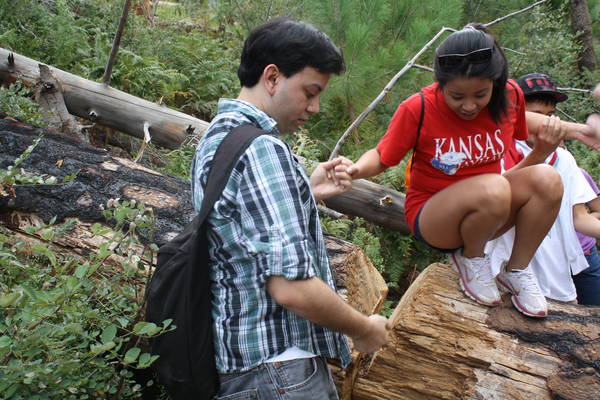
[348,25,565,318]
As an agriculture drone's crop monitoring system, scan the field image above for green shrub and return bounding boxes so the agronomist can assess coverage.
[0,196,169,398]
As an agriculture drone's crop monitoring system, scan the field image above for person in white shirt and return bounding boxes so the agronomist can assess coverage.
[486,73,600,305]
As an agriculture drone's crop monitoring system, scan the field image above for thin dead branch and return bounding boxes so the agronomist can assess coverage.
[328,0,549,160]
[103,0,132,86]
[328,27,456,160]
[483,0,547,27]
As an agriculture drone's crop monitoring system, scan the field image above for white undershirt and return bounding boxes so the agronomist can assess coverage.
[265,346,317,363]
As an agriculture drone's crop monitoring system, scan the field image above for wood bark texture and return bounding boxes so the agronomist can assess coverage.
[569,0,597,72]
[0,47,208,149]
[352,263,600,400]
[35,64,89,143]
[295,155,410,233]
[0,118,388,395]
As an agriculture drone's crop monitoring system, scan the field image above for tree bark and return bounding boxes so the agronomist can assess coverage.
[0,47,208,149]
[34,64,89,143]
[352,263,600,400]
[569,0,597,72]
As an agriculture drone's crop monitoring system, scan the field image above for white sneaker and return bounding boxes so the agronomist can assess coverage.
[449,249,501,306]
[496,264,547,318]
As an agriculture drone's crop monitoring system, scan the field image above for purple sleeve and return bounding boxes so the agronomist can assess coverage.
[580,168,600,195]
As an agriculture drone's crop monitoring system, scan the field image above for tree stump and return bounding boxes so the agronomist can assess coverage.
[353,263,600,400]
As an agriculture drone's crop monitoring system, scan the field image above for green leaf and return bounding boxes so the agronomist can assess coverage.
[137,353,159,369]
[90,341,116,356]
[117,317,129,328]
[74,264,89,279]
[0,335,12,348]
[0,291,21,307]
[61,169,79,184]
[133,321,161,336]
[123,347,141,365]
[100,325,117,344]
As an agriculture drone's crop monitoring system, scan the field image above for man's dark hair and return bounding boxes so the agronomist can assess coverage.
[434,24,508,123]
[238,17,345,87]
[524,93,558,107]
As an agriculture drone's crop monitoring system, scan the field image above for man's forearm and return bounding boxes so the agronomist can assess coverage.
[266,276,370,338]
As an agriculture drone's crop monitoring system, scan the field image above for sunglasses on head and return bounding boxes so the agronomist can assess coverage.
[436,47,493,70]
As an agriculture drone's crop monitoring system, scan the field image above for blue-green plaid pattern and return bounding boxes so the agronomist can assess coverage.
[191,99,351,372]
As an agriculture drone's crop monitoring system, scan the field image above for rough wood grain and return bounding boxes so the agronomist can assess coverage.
[353,263,600,400]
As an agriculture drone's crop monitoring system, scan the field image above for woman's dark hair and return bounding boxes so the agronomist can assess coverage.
[434,24,508,123]
[237,17,345,87]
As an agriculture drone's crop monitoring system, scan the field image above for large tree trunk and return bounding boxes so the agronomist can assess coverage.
[352,263,600,400]
[0,47,208,149]
[569,0,597,72]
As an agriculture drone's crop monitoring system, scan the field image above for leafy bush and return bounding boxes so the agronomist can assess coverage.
[0,195,169,398]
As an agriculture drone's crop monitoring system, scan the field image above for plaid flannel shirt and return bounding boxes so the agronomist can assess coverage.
[190,98,351,372]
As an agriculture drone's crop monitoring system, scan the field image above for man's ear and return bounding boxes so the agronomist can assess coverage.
[263,64,280,96]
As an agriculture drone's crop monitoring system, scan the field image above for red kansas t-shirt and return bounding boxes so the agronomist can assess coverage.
[377,80,528,231]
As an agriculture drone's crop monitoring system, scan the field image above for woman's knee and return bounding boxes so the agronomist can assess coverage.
[526,164,563,202]
[471,174,512,214]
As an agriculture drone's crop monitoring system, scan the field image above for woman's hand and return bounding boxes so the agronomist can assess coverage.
[310,157,354,201]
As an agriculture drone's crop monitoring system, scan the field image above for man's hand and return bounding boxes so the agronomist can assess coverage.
[350,314,392,353]
[310,157,353,201]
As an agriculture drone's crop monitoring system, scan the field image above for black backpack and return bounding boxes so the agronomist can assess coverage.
[145,124,267,399]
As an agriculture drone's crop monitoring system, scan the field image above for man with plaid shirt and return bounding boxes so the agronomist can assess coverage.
[191,18,390,399]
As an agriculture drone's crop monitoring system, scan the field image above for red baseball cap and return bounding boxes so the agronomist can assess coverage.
[516,73,568,102]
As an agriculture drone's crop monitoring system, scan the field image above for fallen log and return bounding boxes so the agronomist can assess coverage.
[0,48,411,231]
[353,263,600,400]
[0,117,388,396]
[0,47,208,149]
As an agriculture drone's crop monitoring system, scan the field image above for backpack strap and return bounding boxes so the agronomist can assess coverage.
[405,90,425,185]
[195,124,268,226]
[417,90,425,141]
[507,79,522,107]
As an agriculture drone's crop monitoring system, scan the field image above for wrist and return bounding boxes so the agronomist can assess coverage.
[350,314,372,340]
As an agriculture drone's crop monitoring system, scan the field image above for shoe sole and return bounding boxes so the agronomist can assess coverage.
[496,277,547,318]
[450,254,500,307]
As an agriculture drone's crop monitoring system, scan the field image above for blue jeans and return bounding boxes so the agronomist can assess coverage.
[217,357,339,400]
[573,246,600,306]
[216,356,339,400]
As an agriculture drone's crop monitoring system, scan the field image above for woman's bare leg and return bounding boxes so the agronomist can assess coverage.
[498,164,563,271]
[418,173,511,255]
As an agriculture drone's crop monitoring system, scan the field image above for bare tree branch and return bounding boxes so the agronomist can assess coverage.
[557,87,593,94]
[103,0,132,86]
[317,204,347,220]
[483,0,547,27]
[555,107,578,122]
[413,64,434,72]
[328,27,456,160]
[328,0,549,160]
